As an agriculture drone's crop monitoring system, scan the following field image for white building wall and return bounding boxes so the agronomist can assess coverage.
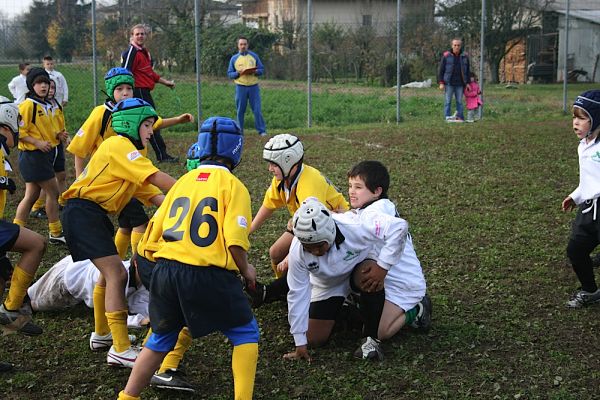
[270,0,396,35]
[557,16,600,83]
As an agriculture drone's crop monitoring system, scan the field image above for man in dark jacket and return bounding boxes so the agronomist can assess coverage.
[121,24,178,162]
[438,39,470,122]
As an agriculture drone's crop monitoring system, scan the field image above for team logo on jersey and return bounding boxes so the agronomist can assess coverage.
[238,216,248,228]
[592,151,600,163]
[18,119,24,127]
[343,250,360,261]
[196,172,210,181]
[76,128,85,137]
[127,150,141,161]
[307,261,319,272]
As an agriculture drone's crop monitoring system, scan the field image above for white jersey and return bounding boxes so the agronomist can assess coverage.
[46,69,68,104]
[357,199,426,310]
[569,137,600,205]
[28,255,149,328]
[7,74,28,104]
[287,209,408,347]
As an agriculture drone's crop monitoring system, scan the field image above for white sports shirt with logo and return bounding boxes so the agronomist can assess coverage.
[569,137,600,204]
[286,208,408,347]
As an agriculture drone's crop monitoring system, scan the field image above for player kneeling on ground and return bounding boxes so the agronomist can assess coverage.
[118,117,259,400]
[0,98,47,370]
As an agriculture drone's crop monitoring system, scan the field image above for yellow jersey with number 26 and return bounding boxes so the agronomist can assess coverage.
[151,164,252,272]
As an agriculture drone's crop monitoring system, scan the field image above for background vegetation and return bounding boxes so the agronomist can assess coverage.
[1,72,600,399]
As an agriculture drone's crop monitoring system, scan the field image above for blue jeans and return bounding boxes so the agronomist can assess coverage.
[235,84,266,134]
[444,85,464,120]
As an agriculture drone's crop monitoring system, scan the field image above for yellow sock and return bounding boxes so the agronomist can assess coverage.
[130,231,144,256]
[158,327,192,373]
[114,230,131,260]
[32,197,45,212]
[48,220,62,237]
[12,218,25,227]
[142,327,152,347]
[117,390,140,400]
[4,266,34,310]
[92,285,110,336]
[271,261,282,278]
[106,310,130,352]
[232,343,258,400]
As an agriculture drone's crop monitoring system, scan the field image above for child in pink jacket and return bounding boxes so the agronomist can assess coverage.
[464,72,482,122]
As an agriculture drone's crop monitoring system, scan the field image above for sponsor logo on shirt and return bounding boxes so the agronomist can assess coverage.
[127,150,141,161]
[343,250,360,262]
[76,128,85,137]
[592,152,600,163]
[307,261,319,272]
[238,216,248,228]
[196,172,210,181]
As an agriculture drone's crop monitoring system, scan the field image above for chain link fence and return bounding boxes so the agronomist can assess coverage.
[0,0,598,130]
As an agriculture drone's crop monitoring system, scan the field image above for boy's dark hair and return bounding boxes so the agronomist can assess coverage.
[43,55,53,61]
[238,36,248,43]
[347,160,389,199]
[18,63,29,71]
[469,71,477,79]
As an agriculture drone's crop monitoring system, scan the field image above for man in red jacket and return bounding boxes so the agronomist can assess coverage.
[121,24,178,163]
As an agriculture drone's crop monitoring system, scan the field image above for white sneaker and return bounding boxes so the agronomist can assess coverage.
[107,345,140,368]
[353,336,384,361]
[90,331,137,351]
[49,232,67,245]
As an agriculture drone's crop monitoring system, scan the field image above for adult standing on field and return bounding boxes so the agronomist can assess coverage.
[227,36,267,136]
[121,24,178,163]
[438,38,470,122]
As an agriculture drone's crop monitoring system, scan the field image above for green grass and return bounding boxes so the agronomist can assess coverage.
[1,70,600,399]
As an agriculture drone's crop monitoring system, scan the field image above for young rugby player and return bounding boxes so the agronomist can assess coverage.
[13,67,66,244]
[247,134,348,306]
[347,161,431,360]
[0,98,47,362]
[283,198,424,362]
[61,98,177,368]
[118,116,258,400]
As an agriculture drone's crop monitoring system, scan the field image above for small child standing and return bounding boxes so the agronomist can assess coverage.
[13,67,66,244]
[7,63,31,104]
[562,90,600,308]
[62,98,177,367]
[463,72,482,122]
[43,56,68,107]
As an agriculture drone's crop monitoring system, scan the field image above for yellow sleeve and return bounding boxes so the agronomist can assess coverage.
[132,182,162,206]
[109,142,159,187]
[67,106,105,158]
[17,101,38,151]
[223,180,252,251]
[152,117,163,130]
[137,211,166,262]
[261,177,284,210]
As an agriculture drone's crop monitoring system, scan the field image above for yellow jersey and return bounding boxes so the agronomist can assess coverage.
[18,98,59,150]
[0,151,7,218]
[262,164,349,215]
[151,164,252,272]
[67,103,162,159]
[63,135,159,214]
[48,99,65,134]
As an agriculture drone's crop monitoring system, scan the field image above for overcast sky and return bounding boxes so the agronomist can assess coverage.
[3,0,33,17]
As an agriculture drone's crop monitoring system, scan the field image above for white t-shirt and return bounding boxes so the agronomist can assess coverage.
[7,74,28,104]
[46,69,68,104]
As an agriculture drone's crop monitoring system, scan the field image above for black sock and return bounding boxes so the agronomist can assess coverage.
[359,289,385,339]
[264,273,289,303]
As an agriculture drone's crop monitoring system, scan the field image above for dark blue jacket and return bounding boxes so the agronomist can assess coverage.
[438,50,470,86]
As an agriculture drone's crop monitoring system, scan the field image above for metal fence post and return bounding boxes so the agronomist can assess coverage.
[479,0,485,120]
[194,0,202,126]
[307,0,312,128]
[562,0,570,114]
[91,0,98,106]
[396,0,401,124]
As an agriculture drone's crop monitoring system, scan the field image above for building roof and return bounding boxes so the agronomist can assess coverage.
[552,9,600,25]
